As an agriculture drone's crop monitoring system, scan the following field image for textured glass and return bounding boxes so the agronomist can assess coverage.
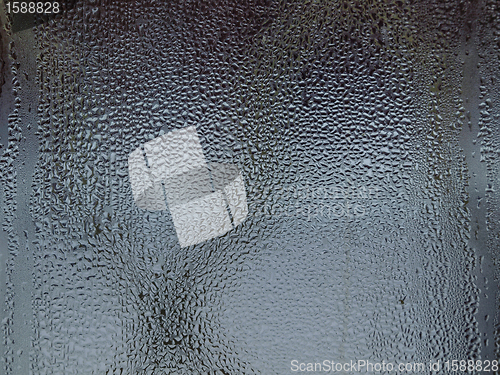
[0,0,499,374]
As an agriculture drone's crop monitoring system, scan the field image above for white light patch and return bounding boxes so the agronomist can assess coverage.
[128,126,247,247]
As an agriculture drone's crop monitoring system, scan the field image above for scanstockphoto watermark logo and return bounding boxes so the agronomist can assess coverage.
[290,359,499,373]
[128,126,248,248]
[254,182,382,220]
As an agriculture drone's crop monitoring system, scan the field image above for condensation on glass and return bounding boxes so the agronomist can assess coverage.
[0,0,499,374]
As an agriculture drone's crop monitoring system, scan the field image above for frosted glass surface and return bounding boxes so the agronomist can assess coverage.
[0,1,499,374]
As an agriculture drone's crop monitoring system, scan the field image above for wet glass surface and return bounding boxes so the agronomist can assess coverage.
[0,1,499,374]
